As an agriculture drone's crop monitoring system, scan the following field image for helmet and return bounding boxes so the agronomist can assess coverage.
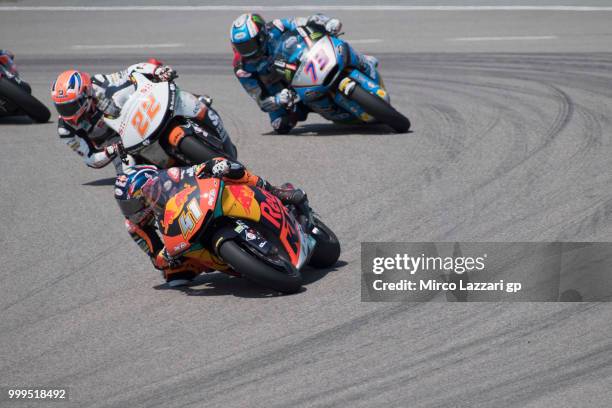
[115,165,160,224]
[51,70,93,123]
[230,13,268,59]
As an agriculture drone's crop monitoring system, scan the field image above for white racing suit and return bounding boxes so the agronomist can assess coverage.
[58,61,229,172]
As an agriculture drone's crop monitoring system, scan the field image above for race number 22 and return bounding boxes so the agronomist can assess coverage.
[131,94,161,137]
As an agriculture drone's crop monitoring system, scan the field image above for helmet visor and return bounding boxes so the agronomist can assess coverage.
[55,94,88,118]
[117,197,146,218]
[234,37,262,58]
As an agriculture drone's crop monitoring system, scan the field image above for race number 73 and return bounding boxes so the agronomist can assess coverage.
[131,94,161,137]
[305,49,329,82]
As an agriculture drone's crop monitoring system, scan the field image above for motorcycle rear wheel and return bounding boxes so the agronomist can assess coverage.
[308,217,341,268]
[178,135,227,164]
[218,240,302,294]
[0,77,50,123]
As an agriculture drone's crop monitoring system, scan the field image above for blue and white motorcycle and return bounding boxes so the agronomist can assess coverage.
[272,26,410,133]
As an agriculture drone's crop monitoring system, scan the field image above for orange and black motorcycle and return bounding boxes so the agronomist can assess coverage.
[159,173,340,293]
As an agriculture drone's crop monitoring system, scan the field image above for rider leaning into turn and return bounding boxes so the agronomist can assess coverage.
[230,13,379,134]
[115,157,307,286]
[50,59,229,172]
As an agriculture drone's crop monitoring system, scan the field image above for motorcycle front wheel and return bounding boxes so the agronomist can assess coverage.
[218,240,302,294]
[349,84,410,133]
[0,77,50,123]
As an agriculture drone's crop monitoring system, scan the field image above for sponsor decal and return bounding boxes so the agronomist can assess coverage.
[234,32,246,40]
[208,187,217,206]
[246,231,256,241]
[115,174,128,187]
[228,185,254,214]
[360,112,373,122]
[125,220,136,233]
[167,167,180,182]
[173,242,187,252]
[207,110,220,127]
[304,90,321,100]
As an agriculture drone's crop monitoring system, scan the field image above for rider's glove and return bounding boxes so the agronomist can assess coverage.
[275,88,297,109]
[95,90,121,118]
[324,18,342,36]
[104,143,119,157]
[199,158,245,179]
[208,159,231,178]
[154,65,178,82]
[105,142,128,161]
[153,248,182,270]
[260,96,278,112]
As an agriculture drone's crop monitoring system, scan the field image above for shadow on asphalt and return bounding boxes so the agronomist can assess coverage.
[153,260,348,298]
[262,123,410,136]
[82,177,116,186]
[0,115,37,124]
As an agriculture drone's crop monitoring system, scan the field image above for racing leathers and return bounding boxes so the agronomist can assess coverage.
[118,158,305,285]
[58,61,229,172]
[232,14,377,133]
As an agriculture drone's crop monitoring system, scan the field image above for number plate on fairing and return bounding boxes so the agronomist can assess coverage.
[292,36,338,88]
[104,73,170,150]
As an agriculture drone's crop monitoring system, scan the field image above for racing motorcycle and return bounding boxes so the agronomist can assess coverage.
[104,72,237,169]
[0,54,50,123]
[272,26,410,133]
[158,171,340,293]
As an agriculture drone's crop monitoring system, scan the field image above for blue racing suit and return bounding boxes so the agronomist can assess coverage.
[232,15,336,133]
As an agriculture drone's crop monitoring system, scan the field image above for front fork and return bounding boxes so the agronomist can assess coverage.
[332,69,390,122]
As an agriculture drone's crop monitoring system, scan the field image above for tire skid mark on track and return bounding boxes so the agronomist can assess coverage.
[0,243,122,315]
[98,303,421,408]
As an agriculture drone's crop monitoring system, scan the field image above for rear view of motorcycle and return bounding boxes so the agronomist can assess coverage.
[0,52,50,123]
[104,73,237,168]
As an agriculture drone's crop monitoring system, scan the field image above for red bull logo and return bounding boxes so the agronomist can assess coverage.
[228,185,254,214]
[163,185,196,232]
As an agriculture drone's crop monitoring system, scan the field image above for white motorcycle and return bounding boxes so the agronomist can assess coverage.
[104,73,236,168]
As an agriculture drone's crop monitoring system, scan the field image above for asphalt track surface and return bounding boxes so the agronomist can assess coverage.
[2,3,612,408]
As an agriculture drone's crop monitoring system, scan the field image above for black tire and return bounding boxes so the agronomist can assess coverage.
[0,77,50,123]
[349,84,410,133]
[178,135,224,164]
[219,240,302,294]
[308,217,341,268]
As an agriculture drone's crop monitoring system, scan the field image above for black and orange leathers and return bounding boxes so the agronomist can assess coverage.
[123,158,271,281]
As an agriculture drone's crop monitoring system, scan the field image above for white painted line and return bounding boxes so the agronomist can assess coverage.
[348,39,383,44]
[71,43,184,50]
[2,6,612,12]
[449,36,558,41]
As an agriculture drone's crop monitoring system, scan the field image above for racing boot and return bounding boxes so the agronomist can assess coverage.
[270,182,307,207]
[270,183,313,230]
[164,265,200,287]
